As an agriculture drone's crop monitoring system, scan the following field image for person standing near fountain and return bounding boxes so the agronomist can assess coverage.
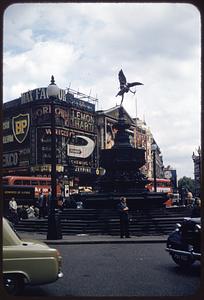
[117,197,130,238]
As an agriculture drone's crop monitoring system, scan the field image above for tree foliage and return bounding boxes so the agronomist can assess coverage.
[178,176,195,195]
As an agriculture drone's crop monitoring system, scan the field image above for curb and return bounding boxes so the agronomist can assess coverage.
[45,239,167,245]
[19,232,168,245]
[40,236,168,245]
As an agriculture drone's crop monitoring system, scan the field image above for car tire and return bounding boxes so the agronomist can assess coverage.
[3,274,25,295]
[171,253,195,268]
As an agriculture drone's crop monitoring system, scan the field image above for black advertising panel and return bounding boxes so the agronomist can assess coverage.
[3,104,31,172]
[32,102,69,127]
[36,126,97,175]
[36,127,72,165]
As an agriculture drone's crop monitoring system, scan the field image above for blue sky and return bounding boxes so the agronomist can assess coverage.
[3,2,201,179]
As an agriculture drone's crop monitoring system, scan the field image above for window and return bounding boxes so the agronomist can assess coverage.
[31,180,39,185]
[14,180,23,185]
[22,180,30,185]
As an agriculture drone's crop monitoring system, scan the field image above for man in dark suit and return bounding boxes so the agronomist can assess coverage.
[117,197,130,238]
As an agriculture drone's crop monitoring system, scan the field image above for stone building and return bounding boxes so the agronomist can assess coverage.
[192,148,201,197]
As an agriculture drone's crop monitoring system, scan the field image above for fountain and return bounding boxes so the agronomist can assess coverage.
[82,71,168,209]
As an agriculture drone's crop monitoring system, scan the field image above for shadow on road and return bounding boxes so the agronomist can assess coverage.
[170,262,201,277]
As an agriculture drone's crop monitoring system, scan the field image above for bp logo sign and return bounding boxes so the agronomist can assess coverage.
[12,114,30,143]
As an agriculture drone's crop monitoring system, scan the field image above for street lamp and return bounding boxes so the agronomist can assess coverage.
[151,143,157,192]
[47,75,62,240]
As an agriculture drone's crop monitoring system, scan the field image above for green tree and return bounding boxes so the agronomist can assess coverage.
[178,176,195,196]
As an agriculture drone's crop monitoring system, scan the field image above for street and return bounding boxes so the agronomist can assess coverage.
[21,243,201,297]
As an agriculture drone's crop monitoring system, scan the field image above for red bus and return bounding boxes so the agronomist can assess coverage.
[2,176,61,198]
[146,178,173,194]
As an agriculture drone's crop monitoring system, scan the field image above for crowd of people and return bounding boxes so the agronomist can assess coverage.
[7,189,69,224]
[7,189,85,224]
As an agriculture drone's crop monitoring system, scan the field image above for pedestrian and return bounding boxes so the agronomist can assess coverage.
[26,205,35,218]
[47,188,52,213]
[164,194,173,208]
[186,190,193,207]
[191,198,201,217]
[9,197,19,224]
[38,189,46,218]
[19,205,28,220]
[58,194,64,211]
[117,196,130,238]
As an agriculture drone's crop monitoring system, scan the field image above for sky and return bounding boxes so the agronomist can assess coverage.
[3,2,201,179]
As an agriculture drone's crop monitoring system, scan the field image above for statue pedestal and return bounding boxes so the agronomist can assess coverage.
[83,106,167,209]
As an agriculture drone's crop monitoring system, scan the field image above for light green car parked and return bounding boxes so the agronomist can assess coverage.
[3,217,63,295]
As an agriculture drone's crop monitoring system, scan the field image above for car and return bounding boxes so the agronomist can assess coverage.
[3,217,63,295]
[166,217,201,267]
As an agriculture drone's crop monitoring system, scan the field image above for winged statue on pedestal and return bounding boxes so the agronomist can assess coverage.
[116,69,143,105]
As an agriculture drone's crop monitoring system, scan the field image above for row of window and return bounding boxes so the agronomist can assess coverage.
[3,179,50,186]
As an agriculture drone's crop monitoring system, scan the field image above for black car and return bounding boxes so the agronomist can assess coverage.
[166,217,201,267]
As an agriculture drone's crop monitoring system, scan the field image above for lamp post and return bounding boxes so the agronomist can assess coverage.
[47,75,62,240]
[151,143,157,192]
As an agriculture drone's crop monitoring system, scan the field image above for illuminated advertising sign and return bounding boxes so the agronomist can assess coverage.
[3,92,97,177]
[12,113,30,143]
[32,104,69,127]
[37,127,97,174]
[3,149,30,168]
[21,87,66,104]
[3,108,31,172]
[69,108,95,133]
[67,135,95,158]
[68,133,97,174]
[3,113,30,148]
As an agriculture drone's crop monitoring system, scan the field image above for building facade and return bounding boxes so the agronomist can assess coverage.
[3,86,166,193]
[3,87,98,191]
[164,166,178,193]
[192,148,201,197]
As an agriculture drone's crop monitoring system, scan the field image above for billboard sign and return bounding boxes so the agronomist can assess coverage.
[12,113,30,143]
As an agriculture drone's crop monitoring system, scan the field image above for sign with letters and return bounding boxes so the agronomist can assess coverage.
[21,87,66,104]
[12,114,30,143]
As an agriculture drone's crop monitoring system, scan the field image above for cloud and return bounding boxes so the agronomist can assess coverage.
[3,40,83,100]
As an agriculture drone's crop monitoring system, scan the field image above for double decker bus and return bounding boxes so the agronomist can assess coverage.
[2,176,61,198]
[146,178,173,194]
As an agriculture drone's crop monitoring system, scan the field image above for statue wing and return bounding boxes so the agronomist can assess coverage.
[118,69,127,87]
[128,82,143,88]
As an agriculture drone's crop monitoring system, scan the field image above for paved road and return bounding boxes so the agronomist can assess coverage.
[22,243,201,297]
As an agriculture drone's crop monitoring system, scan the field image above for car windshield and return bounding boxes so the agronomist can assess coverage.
[8,220,22,240]
[3,218,22,246]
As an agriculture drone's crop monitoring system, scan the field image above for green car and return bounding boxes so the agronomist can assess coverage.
[3,217,63,295]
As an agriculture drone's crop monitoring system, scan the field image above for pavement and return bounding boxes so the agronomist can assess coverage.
[18,231,168,245]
